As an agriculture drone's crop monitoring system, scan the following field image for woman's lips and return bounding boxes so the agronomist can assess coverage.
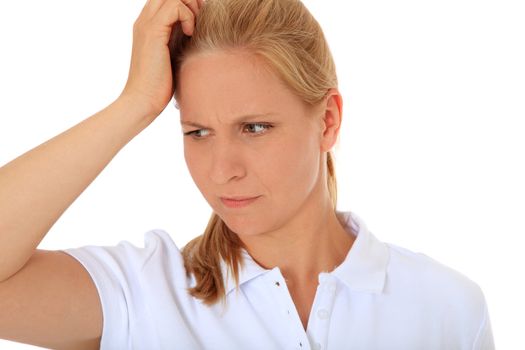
[220,196,261,208]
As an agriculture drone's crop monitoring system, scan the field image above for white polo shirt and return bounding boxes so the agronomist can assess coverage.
[62,211,494,349]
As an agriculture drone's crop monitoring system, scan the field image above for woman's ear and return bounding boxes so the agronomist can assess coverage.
[318,88,343,152]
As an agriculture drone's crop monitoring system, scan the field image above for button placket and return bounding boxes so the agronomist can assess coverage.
[327,281,337,293]
[264,268,309,349]
[306,274,338,350]
[316,309,330,320]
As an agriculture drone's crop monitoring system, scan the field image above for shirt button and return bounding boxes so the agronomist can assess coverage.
[314,343,322,350]
[317,309,330,319]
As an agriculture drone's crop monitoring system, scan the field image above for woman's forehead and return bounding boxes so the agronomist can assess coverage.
[179,52,286,97]
[177,52,307,118]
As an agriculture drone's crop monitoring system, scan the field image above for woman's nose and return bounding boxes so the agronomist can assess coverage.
[208,139,246,185]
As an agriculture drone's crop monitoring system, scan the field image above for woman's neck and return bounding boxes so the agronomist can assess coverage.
[239,198,355,284]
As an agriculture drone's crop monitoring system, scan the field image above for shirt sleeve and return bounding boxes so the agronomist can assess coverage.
[60,229,176,349]
[472,292,495,350]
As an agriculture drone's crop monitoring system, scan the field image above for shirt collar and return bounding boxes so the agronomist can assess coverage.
[331,211,389,294]
[221,211,389,296]
[221,247,269,296]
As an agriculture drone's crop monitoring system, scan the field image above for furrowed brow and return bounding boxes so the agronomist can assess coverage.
[180,113,276,129]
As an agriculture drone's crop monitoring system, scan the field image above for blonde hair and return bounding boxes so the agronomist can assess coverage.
[170,0,339,306]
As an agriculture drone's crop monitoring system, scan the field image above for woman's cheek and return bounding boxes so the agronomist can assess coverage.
[269,140,306,182]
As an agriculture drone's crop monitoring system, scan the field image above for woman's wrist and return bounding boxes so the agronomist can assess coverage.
[112,93,165,132]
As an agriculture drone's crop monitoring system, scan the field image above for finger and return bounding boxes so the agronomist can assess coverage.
[155,0,196,36]
[139,0,167,19]
[181,0,201,16]
[178,5,197,36]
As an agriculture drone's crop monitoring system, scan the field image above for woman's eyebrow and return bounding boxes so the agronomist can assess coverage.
[180,113,277,129]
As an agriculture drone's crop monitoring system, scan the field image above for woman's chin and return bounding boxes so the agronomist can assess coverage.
[219,214,265,237]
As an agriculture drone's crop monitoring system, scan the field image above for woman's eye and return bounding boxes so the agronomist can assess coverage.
[243,123,273,135]
[183,123,272,139]
[183,129,210,138]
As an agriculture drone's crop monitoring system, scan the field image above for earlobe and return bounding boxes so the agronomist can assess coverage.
[319,88,343,152]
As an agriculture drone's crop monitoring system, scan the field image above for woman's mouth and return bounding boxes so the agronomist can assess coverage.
[220,196,261,208]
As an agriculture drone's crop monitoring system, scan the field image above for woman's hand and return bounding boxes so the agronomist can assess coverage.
[120,0,204,119]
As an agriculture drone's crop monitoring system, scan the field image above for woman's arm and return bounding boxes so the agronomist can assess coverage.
[0,0,202,283]
[0,96,153,282]
[0,0,202,347]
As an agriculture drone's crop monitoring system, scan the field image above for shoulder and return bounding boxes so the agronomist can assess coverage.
[62,229,187,284]
[383,242,494,347]
[384,241,487,318]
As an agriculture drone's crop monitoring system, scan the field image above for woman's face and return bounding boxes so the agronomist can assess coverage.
[177,50,325,237]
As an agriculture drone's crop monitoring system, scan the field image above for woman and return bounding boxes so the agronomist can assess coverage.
[0,0,494,349]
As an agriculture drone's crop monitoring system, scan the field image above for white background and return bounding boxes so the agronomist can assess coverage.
[1,0,523,349]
